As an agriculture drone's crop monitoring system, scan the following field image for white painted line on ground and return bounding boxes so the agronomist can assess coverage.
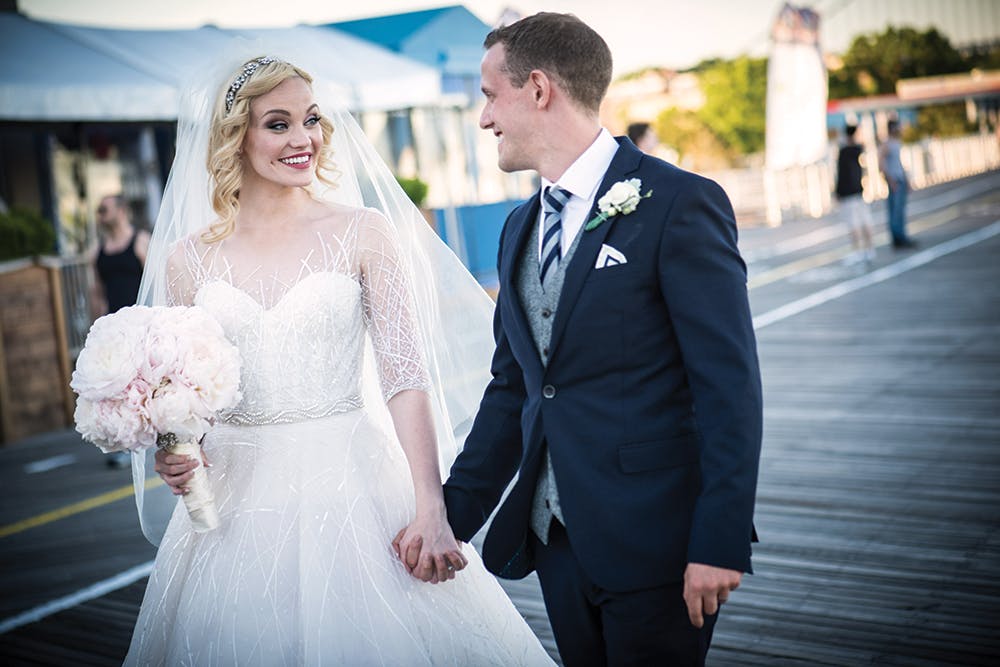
[0,560,154,635]
[753,220,1000,330]
[24,454,77,474]
[747,205,966,290]
[742,172,999,262]
[743,222,848,261]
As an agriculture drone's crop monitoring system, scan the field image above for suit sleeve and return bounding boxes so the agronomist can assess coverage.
[443,215,528,542]
[657,175,763,573]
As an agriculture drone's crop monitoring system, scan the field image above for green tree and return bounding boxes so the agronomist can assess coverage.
[654,108,732,170]
[0,208,56,261]
[965,44,1000,71]
[395,175,429,208]
[651,56,767,166]
[695,56,768,156]
[830,27,967,99]
[904,103,977,141]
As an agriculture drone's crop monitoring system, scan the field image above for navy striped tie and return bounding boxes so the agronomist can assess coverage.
[540,186,570,290]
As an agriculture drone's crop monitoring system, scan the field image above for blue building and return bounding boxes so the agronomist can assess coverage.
[327,6,533,287]
[328,5,490,106]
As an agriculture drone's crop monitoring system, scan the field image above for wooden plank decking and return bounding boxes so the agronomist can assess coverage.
[1,171,998,665]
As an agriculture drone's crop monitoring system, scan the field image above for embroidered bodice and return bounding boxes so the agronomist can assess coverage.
[165,207,430,425]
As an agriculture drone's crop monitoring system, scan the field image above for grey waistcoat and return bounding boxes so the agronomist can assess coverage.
[515,218,585,544]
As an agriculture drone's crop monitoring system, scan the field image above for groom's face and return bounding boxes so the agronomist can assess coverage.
[479,44,539,173]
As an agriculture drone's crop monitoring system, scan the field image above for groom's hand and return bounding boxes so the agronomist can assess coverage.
[683,562,742,628]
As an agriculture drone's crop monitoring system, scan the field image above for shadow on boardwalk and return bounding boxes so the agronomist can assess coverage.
[1,172,999,665]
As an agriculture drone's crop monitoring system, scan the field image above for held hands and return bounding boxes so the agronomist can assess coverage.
[392,510,468,584]
[683,562,742,628]
[153,446,210,496]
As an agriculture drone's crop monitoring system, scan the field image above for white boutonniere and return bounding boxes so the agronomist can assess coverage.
[585,178,653,231]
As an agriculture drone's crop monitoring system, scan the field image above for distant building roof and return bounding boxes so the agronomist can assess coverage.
[331,7,454,51]
[828,69,1000,114]
[327,5,490,77]
[896,69,1000,103]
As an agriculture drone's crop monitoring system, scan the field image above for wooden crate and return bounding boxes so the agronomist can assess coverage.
[0,257,74,444]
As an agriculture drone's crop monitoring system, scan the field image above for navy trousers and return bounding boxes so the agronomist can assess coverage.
[532,521,717,666]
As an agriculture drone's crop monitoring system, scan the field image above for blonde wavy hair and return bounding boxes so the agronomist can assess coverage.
[203,58,340,243]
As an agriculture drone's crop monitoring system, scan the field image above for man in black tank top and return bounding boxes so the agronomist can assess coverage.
[92,194,149,316]
[90,194,150,467]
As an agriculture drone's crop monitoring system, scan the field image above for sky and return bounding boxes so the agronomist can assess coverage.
[16,0,799,74]
[16,0,1000,75]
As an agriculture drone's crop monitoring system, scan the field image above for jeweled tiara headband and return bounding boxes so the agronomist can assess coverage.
[224,56,277,113]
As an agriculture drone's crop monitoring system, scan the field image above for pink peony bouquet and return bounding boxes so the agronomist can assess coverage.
[71,305,241,532]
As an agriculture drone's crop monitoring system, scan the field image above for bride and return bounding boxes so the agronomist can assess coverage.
[124,56,554,665]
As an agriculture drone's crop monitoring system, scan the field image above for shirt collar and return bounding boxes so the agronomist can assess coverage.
[540,128,619,202]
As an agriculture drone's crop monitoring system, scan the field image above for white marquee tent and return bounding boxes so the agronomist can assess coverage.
[0,13,443,121]
[0,13,176,121]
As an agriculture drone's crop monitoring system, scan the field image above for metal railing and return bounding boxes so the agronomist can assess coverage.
[58,257,94,361]
[705,132,1000,226]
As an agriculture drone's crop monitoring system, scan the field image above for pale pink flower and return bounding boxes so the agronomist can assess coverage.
[72,304,242,454]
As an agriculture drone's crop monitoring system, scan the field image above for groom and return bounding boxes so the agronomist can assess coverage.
[429,12,763,666]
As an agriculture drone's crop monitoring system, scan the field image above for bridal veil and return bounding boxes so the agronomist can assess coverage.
[133,43,497,545]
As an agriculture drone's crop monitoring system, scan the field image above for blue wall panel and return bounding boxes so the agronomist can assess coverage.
[433,199,524,288]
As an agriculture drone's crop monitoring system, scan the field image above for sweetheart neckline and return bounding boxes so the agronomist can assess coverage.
[195,271,359,313]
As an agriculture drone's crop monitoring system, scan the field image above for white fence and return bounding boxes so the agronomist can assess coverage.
[706,132,1000,226]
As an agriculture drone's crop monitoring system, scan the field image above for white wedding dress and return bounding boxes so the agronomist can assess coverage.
[124,209,553,666]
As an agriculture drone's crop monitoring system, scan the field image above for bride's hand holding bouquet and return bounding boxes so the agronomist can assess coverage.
[71,305,241,532]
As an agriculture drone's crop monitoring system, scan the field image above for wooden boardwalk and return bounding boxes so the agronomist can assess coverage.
[1,171,999,665]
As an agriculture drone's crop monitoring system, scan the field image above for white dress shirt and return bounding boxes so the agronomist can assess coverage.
[538,128,620,260]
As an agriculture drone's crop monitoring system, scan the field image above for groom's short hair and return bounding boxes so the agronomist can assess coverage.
[484,12,612,114]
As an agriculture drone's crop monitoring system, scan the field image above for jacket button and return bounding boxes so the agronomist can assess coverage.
[542,385,556,399]
[541,308,552,318]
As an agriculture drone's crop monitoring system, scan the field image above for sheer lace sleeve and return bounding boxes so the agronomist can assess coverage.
[358,210,432,401]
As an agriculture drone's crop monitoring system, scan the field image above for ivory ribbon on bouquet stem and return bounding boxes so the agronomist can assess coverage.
[162,439,219,532]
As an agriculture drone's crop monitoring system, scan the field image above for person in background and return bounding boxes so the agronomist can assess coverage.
[878,120,916,249]
[627,121,659,154]
[90,194,149,468]
[91,194,149,316]
[835,124,876,265]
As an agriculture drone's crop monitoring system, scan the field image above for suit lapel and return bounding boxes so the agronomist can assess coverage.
[548,139,643,360]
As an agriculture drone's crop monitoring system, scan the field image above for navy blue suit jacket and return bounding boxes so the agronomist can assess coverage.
[443,138,763,593]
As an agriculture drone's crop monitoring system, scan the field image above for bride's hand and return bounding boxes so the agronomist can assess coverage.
[153,446,210,496]
[392,512,469,584]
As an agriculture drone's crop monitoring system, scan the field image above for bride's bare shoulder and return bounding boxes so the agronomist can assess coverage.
[164,227,218,269]
[173,228,212,252]
[311,201,388,234]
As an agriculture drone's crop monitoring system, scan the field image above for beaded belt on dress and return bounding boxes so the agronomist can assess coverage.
[221,395,364,426]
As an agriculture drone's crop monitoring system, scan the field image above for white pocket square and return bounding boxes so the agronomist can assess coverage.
[595,244,627,269]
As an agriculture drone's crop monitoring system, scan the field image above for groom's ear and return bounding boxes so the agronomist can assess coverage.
[528,69,552,109]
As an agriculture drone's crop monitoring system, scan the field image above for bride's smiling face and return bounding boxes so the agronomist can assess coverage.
[241,77,324,190]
